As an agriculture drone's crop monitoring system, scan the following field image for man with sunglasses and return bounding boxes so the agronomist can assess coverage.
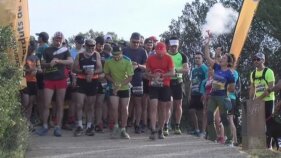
[73,39,102,137]
[249,52,275,149]
[104,46,134,139]
[123,32,147,134]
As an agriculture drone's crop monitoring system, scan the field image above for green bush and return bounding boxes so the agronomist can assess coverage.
[0,26,29,158]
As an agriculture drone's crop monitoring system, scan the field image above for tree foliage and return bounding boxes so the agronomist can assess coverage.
[0,26,28,158]
[67,29,120,47]
[256,0,281,42]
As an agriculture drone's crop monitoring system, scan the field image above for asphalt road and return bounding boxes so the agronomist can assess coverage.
[26,128,249,158]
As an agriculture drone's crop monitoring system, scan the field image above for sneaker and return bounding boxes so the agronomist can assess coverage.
[225,141,234,147]
[53,127,62,137]
[95,123,104,133]
[108,121,114,131]
[199,132,206,139]
[189,130,200,137]
[216,136,225,144]
[36,127,48,136]
[149,131,157,140]
[163,128,169,136]
[135,125,141,134]
[120,130,130,139]
[85,126,95,136]
[111,126,120,139]
[141,125,146,133]
[174,126,182,135]
[74,126,83,137]
[158,130,165,139]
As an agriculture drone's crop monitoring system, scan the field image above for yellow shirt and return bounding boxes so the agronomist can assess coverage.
[250,68,275,101]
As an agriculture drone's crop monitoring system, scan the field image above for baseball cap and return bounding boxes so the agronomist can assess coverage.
[85,39,96,46]
[112,46,122,55]
[104,34,113,42]
[155,42,166,54]
[36,32,49,42]
[53,31,64,38]
[149,36,158,42]
[75,35,85,44]
[254,52,265,60]
[130,32,141,40]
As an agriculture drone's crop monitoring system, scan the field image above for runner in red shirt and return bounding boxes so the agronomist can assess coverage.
[146,42,175,140]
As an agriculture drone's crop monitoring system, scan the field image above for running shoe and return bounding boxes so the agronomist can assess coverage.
[73,126,83,137]
[53,127,62,137]
[120,130,130,139]
[36,127,48,136]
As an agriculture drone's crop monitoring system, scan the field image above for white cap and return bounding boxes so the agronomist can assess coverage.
[104,34,113,42]
[169,40,179,46]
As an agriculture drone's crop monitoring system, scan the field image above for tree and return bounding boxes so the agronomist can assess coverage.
[67,29,121,47]
[256,0,281,42]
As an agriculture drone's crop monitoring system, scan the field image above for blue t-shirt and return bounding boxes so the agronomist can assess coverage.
[191,64,208,95]
[228,70,239,100]
[70,48,78,60]
[36,43,49,60]
[123,47,147,86]
[70,47,85,60]
[211,63,235,96]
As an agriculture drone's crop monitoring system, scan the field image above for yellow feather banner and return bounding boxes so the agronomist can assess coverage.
[230,0,260,60]
[0,0,30,87]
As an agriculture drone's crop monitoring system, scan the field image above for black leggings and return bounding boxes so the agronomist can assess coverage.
[265,100,274,148]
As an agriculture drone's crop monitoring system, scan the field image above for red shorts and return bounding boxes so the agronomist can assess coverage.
[44,79,67,90]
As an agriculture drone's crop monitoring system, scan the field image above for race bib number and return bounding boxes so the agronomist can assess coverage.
[191,78,200,92]
[150,80,164,87]
[212,80,225,91]
[83,65,95,72]
[256,84,266,93]
[132,86,143,95]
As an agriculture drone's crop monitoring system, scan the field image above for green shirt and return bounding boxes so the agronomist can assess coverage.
[169,52,187,80]
[250,68,275,101]
[104,56,134,90]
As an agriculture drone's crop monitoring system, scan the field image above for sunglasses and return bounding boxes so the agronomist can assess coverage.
[87,44,95,48]
[253,58,261,61]
[132,41,140,44]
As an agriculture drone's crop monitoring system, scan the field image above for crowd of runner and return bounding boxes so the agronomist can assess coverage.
[21,31,281,149]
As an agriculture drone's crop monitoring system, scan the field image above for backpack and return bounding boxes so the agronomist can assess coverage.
[251,68,268,85]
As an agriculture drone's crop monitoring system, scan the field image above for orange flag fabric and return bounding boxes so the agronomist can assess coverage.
[0,0,30,67]
[0,0,30,87]
[230,0,260,60]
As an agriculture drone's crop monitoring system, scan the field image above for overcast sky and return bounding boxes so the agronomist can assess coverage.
[29,0,191,40]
